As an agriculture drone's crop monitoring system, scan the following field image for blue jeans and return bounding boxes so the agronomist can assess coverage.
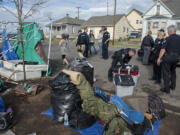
[89,43,97,54]
[98,42,102,56]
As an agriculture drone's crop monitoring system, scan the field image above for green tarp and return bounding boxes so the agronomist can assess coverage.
[12,23,45,64]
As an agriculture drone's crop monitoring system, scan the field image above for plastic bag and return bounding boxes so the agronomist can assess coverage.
[70,58,94,86]
[69,108,96,129]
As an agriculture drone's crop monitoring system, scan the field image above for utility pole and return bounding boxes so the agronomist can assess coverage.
[76,7,80,19]
[112,0,117,45]
[107,0,109,16]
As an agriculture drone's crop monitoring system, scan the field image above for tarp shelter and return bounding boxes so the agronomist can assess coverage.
[12,23,46,64]
[1,29,18,60]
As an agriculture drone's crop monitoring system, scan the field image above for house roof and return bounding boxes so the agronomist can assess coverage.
[82,14,125,27]
[146,14,169,20]
[162,0,180,18]
[127,9,143,16]
[46,15,85,27]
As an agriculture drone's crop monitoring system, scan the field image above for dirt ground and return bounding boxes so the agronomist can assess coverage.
[1,43,180,135]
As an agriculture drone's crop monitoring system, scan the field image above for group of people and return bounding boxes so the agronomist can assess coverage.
[76,27,110,59]
[141,25,180,94]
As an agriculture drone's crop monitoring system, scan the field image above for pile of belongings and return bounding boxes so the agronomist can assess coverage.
[69,58,94,86]
[49,72,96,129]
[14,83,42,96]
[0,96,13,131]
[45,69,166,135]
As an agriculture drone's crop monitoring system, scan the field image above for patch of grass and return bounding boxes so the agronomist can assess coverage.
[110,44,141,49]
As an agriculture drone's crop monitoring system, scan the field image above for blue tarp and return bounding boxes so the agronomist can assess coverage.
[110,95,144,124]
[43,108,105,135]
[43,90,162,135]
[0,96,5,112]
[144,120,162,135]
[2,29,18,60]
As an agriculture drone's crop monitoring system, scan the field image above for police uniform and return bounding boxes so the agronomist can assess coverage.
[108,48,132,81]
[161,34,180,93]
[102,31,110,59]
[152,38,163,83]
[142,35,154,64]
[81,32,89,58]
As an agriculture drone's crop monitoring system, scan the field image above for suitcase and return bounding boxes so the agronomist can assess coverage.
[70,58,94,86]
[113,65,139,76]
[114,74,135,97]
[113,65,140,85]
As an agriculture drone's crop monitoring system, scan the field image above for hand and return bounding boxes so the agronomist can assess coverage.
[152,48,155,51]
[157,58,161,66]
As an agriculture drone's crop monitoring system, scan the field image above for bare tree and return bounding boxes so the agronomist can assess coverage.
[0,0,47,81]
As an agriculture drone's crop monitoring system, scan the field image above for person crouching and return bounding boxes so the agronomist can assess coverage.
[108,48,136,81]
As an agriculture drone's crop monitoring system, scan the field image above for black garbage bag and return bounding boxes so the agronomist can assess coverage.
[70,58,94,86]
[49,72,97,126]
[69,108,96,129]
[50,72,82,123]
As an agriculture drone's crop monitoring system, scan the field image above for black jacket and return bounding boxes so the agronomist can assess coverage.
[112,48,132,67]
[153,38,163,58]
[142,35,154,48]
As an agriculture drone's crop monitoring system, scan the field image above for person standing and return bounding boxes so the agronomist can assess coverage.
[102,27,110,59]
[59,34,70,66]
[89,30,97,55]
[157,25,180,93]
[151,30,165,84]
[108,48,136,81]
[97,30,103,56]
[141,31,154,65]
[82,27,89,58]
[76,30,85,58]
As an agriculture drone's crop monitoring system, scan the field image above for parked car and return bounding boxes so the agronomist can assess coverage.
[128,31,141,40]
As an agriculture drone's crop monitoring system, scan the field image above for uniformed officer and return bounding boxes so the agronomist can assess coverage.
[102,27,110,59]
[157,25,180,93]
[82,27,89,58]
[141,31,154,65]
[108,48,136,81]
[150,30,165,84]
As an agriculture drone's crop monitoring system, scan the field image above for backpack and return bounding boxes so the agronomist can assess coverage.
[79,33,86,45]
[148,94,166,120]
[0,110,13,131]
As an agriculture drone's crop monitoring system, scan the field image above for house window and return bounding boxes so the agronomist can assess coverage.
[57,27,60,31]
[123,27,126,32]
[140,21,142,24]
[161,22,167,29]
[147,22,151,31]
[177,22,180,31]
[136,20,139,24]
[62,25,66,30]
[152,22,159,34]
[127,28,129,33]
[153,22,159,28]
[72,26,75,34]
[157,5,160,15]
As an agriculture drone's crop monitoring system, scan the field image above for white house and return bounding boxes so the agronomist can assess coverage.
[142,0,180,40]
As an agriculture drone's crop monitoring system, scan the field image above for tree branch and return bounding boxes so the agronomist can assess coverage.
[23,0,48,20]
[0,6,18,18]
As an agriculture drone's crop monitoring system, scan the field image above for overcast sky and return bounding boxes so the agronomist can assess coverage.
[0,0,154,30]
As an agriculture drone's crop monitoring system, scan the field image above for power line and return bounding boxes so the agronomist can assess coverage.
[76,7,81,19]
[107,0,109,16]
[112,0,117,45]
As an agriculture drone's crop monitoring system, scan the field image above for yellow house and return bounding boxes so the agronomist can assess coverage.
[83,14,134,40]
[126,9,143,31]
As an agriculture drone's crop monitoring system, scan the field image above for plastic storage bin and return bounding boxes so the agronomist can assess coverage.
[113,74,135,97]
[113,65,140,86]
